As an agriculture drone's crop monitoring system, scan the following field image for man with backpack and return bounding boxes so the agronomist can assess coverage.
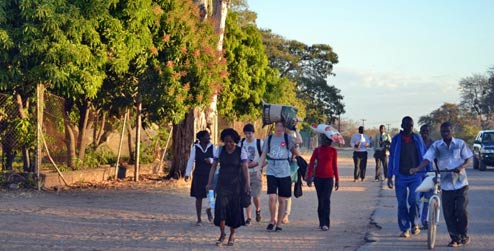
[240,124,264,225]
[258,121,302,232]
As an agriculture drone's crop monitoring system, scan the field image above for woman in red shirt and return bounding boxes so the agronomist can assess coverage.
[307,134,340,231]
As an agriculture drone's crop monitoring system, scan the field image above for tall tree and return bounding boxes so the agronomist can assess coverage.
[260,29,344,125]
[458,72,493,129]
[145,0,226,179]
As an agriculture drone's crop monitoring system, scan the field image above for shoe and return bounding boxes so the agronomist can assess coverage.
[215,233,226,246]
[321,226,329,231]
[245,218,251,225]
[448,240,462,247]
[266,223,274,231]
[256,210,262,222]
[361,179,365,182]
[354,179,358,182]
[206,208,213,223]
[411,225,420,235]
[275,226,282,232]
[461,236,470,245]
[400,230,411,238]
[420,224,428,230]
[195,221,202,226]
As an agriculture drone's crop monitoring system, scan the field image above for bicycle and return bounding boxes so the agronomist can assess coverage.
[419,168,454,249]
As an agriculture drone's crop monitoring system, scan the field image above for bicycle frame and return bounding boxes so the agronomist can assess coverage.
[426,172,441,225]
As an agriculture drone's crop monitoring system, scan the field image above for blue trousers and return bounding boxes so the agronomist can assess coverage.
[394,177,421,231]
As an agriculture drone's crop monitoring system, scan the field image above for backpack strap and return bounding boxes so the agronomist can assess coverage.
[239,138,245,149]
[267,135,273,154]
[256,138,262,156]
[284,133,289,151]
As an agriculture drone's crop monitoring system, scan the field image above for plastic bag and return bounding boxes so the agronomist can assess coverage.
[416,174,435,192]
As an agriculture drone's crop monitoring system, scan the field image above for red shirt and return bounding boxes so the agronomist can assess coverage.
[307,145,339,182]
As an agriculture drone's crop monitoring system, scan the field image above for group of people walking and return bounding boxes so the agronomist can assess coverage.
[185,121,339,246]
[185,116,472,248]
[353,116,472,248]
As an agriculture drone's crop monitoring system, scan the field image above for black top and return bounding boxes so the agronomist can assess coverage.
[399,135,419,176]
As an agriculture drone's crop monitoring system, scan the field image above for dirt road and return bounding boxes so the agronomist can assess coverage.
[0,153,381,251]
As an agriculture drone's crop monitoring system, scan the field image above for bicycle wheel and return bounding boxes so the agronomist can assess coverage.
[427,197,438,249]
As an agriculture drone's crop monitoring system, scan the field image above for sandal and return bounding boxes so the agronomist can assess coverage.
[227,236,235,246]
[216,233,226,246]
[245,218,251,225]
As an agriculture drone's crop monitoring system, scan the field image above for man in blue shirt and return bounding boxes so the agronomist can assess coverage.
[411,122,473,247]
[387,116,430,238]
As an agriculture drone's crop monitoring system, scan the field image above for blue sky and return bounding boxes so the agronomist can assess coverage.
[248,0,494,129]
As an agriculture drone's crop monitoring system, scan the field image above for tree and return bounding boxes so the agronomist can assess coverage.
[260,29,344,126]
[143,0,226,179]
[458,71,494,129]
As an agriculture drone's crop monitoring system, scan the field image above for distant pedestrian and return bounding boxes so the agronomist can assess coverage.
[185,130,215,226]
[411,122,473,247]
[374,125,391,181]
[350,126,370,182]
[206,128,250,246]
[306,133,339,231]
[418,124,434,229]
[387,116,431,238]
[239,123,264,225]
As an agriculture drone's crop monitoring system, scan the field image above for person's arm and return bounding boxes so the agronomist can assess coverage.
[410,144,436,174]
[257,151,267,172]
[292,130,303,145]
[454,141,473,173]
[387,136,396,189]
[206,160,218,191]
[206,147,220,190]
[240,147,250,192]
[306,148,318,185]
[184,145,196,180]
[333,148,339,191]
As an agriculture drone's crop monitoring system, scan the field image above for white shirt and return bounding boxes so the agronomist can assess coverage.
[423,137,473,191]
[185,143,215,177]
[350,133,371,152]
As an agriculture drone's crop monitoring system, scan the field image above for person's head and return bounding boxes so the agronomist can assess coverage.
[196,130,210,144]
[320,134,333,146]
[420,124,430,139]
[243,123,255,140]
[401,116,414,135]
[220,128,241,150]
[379,125,385,133]
[358,126,364,134]
[274,121,285,136]
[440,122,453,142]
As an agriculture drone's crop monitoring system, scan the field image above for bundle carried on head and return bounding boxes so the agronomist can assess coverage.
[261,101,299,129]
[311,124,345,144]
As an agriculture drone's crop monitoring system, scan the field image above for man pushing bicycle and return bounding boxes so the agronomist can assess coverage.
[411,121,473,248]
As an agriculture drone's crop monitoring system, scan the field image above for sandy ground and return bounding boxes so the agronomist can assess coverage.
[0,153,381,251]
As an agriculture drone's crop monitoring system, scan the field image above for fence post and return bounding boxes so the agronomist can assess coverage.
[36,83,44,191]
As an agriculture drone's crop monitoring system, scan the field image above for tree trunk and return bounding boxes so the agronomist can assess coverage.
[168,111,195,179]
[15,94,33,172]
[63,101,77,169]
[77,101,90,162]
[126,116,135,164]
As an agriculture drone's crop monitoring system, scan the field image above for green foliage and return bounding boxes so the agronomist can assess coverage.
[140,0,226,125]
[83,144,116,169]
[220,11,269,120]
[260,29,344,125]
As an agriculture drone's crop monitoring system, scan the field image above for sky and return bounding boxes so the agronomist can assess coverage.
[248,0,494,129]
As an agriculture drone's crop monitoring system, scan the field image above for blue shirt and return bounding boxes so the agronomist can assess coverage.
[423,137,473,191]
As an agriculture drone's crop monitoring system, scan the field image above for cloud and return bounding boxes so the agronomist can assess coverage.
[329,67,461,128]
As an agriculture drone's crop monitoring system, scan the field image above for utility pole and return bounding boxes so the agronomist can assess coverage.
[386,123,391,132]
[361,119,366,127]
